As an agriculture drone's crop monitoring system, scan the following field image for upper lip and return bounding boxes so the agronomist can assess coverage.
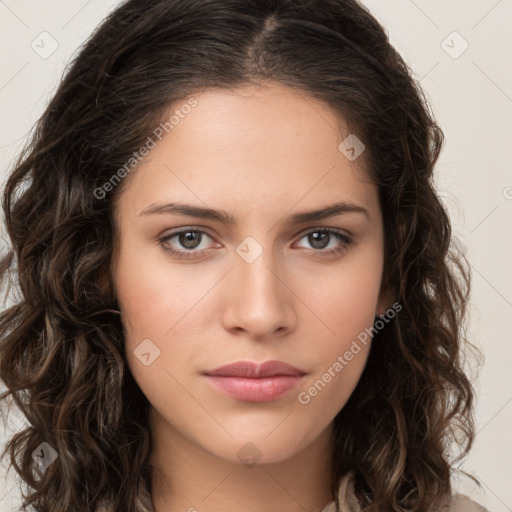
[204,360,306,378]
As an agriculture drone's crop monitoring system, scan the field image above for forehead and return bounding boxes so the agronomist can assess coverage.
[114,82,378,223]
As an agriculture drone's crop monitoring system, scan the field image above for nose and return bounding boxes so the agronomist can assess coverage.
[221,246,296,340]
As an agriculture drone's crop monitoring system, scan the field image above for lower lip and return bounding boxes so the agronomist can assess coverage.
[204,375,305,402]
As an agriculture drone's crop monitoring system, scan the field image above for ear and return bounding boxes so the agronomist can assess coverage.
[376,282,395,317]
[98,264,116,303]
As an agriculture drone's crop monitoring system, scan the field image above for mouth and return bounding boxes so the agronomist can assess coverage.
[202,360,307,402]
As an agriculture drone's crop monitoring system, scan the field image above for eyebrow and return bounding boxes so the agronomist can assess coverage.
[139,200,370,225]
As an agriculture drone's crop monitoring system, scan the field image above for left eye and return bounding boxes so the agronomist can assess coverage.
[159,228,352,259]
[295,229,352,252]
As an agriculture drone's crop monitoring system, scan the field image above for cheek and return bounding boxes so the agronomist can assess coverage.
[114,240,219,396]
[290,251,383,414]
[293,293,373,430]
[114,237,211,343]
[297,247,384,345]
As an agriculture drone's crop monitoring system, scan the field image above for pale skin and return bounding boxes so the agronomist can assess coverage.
[112,81,390,512]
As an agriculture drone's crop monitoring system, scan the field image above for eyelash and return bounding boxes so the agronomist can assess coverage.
[158,227,353,260]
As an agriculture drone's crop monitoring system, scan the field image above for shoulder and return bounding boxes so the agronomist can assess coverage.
[438,493,491,512]
[336,472,491,512]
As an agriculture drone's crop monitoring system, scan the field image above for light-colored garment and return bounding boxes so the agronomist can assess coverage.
[318,471,490,512]
[133,471,490,512]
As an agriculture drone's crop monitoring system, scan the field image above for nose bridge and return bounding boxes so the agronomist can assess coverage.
[223,235,292,337]
[235,238,283,306]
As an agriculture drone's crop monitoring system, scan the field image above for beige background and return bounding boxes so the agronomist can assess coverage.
[0,0,511,510]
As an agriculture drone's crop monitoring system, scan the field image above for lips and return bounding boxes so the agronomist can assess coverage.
[203,360,307,402]
[203,360,306,378]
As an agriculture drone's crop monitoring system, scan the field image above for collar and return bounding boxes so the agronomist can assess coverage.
[135,471,359,512]
[320,471,360,512]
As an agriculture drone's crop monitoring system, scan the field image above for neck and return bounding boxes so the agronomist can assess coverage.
[148,407,335,512]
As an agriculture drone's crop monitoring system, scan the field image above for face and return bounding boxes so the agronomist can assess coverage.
[112,82,387,466]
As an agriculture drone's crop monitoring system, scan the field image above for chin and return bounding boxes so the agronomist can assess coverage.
[203,430,315,467]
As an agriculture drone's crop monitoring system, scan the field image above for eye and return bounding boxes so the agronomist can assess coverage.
[159,228,217,259]
[158,227,353,260]
[294,228,352,256]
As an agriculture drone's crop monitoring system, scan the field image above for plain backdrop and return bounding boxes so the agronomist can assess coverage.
[0,1,511,511]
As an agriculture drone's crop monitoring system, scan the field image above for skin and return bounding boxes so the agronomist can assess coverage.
[112,81,390,512]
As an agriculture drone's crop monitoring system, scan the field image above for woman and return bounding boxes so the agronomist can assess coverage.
[0,0,489,511]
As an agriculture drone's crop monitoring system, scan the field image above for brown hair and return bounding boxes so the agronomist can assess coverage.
[0,0,480,510]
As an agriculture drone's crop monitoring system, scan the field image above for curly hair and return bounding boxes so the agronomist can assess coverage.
[0,0,480,510]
